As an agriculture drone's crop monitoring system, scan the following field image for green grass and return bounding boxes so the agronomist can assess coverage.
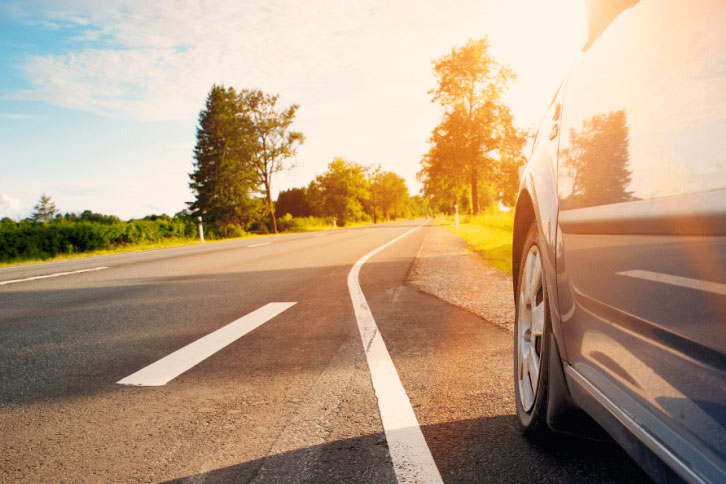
[440,208,514,275]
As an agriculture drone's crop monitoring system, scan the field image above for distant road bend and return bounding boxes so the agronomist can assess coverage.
[0,220,652,483]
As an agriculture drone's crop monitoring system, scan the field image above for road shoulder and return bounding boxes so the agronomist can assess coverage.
[407,225,515,333]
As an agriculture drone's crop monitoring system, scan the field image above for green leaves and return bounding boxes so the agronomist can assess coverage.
[188,85,304,233]
[31,193,57,223]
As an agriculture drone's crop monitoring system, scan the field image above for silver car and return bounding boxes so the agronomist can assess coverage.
[512,0,726,482]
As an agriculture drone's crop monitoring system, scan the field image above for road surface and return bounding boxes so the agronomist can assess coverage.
[0,221,651,483]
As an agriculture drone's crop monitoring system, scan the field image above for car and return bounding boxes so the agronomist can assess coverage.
[512,0,726,482]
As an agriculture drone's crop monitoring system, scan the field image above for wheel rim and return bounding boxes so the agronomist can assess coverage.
[517,245,545,412]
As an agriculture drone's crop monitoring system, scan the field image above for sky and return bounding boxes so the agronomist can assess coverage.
[0,0,585,220]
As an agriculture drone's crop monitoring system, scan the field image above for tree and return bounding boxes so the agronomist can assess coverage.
[420,37,526,213]
[236,90,304,234]
[308,158,369,226]
[369,169,409,221]
[188,85,257,227]
[275,187,312,218]
[32,193,57,223]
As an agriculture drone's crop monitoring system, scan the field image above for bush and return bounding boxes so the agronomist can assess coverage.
[0,215,199,263]
[276,214,333,232]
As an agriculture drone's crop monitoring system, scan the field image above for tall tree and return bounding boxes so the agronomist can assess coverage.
[32,193,57,223]
[236,90,304,234]
[421,37,526,213]
[188,85,257,227]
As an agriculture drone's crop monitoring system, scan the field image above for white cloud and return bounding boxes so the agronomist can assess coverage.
[11,0,581,125]
[7,0,584,201]
[0,193,24,220]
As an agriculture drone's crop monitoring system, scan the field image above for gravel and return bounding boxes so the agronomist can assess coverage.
[407,225,515,333]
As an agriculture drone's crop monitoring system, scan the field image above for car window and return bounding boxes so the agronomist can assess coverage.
[557,0,726,210]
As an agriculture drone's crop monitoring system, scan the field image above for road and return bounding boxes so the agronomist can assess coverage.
[0,221,651,483]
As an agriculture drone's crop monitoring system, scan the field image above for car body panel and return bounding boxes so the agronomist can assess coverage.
[515,0,726,481]
[515,89,567,358]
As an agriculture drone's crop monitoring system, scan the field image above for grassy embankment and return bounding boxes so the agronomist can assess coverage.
[440,207,514,275]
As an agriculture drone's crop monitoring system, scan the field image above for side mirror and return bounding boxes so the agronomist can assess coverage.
[583,0,639,51]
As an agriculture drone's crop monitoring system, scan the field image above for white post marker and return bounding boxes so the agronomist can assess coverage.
[348,224,443,484]
[118,302,296,386]
[454,203,459,230]
[198,216,205,244]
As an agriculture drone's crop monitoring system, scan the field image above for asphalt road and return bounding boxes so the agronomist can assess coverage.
[0,221,652,483]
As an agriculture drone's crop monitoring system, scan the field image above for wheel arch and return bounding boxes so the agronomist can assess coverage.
[512,190,535,300]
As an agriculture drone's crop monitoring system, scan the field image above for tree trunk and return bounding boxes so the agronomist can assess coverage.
[470,165,479,214]
[265,179,278,234]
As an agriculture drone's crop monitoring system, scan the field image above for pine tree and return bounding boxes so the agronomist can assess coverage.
[188,85,257,227]
[32,193,57,223]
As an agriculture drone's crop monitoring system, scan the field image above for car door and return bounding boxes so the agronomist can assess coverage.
[555,1,726,481]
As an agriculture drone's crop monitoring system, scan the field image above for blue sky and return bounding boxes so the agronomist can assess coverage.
[0,0,583,220]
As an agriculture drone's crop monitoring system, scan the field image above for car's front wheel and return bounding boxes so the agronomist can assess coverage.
[514,223,552,435]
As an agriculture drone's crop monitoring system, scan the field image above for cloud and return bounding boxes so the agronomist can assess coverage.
[10,0,505,122]
[0,193,24,220]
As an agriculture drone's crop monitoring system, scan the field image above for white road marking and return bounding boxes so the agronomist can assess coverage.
[313,233,327,237]
[0,266,108,286]
[118,302,296,386]
[248,242,272,247]
[348,224,443,484]
[618,270,726,296]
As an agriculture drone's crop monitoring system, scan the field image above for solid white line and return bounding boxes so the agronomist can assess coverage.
[347,224,443,484]
[118,302,296,386]
[0,266,108,286]
[618,270,726,296]
[248,242,272,247]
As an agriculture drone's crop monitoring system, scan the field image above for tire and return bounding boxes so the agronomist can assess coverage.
[514,222,552,436]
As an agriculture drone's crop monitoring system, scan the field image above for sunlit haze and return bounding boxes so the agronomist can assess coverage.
[0,0,585,219]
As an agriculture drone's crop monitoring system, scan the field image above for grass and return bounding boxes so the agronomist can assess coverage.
[439,207,514,275]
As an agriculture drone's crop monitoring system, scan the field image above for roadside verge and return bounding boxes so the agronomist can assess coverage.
[407,225,515,333]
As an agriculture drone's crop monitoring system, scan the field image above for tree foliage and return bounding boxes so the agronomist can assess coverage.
[32,193,57,223]
[369,168,409,222]
[419,37,527,213]
[188,85,303,233]
[188,85,258,228]
[275,187,312,218]
[308,158,369,226]
[236,90,304,234]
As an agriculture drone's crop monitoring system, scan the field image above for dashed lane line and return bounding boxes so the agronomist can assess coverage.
[0,266,109,286]
[117,302,296,386]
[348,223,443,484]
